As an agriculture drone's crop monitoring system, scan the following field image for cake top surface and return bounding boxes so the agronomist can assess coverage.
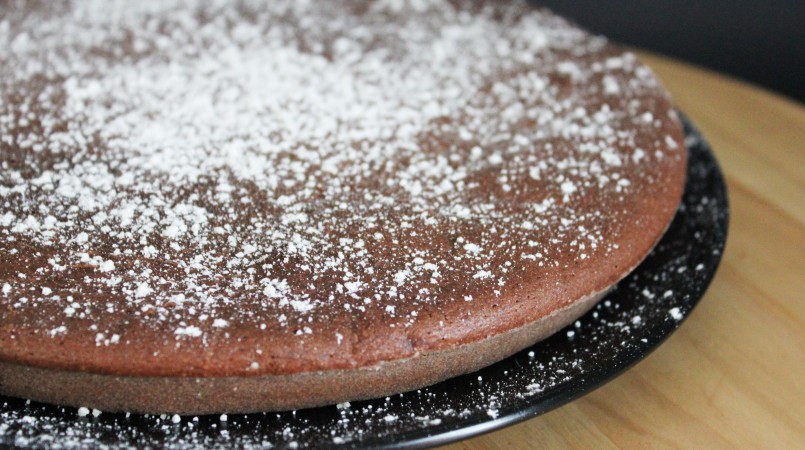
[0,0,685,376]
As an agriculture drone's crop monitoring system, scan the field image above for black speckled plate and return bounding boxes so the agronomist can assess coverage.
[0,114,728,450]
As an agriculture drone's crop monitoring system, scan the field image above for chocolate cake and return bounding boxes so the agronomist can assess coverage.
[0,0,687,414]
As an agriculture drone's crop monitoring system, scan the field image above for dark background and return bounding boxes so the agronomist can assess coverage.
[531,1,805,103]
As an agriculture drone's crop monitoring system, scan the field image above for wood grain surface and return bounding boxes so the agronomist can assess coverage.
[444,52,805,449]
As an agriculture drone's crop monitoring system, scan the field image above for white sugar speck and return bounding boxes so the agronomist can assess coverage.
[134,283,152,299]
[463,243,482,254]
[174,326,202,338]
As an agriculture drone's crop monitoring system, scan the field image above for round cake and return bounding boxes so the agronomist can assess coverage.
[0,0,686,414]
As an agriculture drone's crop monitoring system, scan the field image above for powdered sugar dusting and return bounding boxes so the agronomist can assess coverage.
[1,0,682,370]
